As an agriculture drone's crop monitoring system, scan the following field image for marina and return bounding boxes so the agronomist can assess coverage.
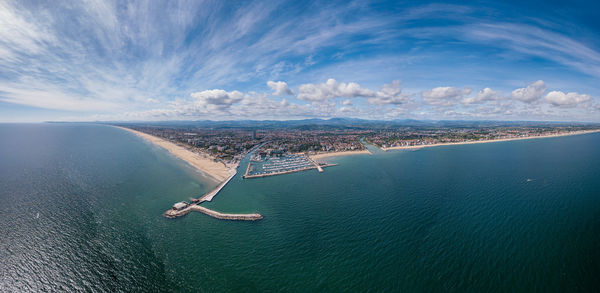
[243,154,336,178]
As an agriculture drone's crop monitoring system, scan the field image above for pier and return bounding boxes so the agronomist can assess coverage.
[244,162,252,177]
[163,165,263,220]
[200,169,237,202]
[307,156,324,172]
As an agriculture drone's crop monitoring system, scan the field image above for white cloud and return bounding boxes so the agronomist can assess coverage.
[462,87,499,104]
[295,79,410,106]
[461,23,600,79]
[61,79,599,122]
[0,79,131,111]
[0,2,57,56]
[190,89,244,111]
[477,87,497,101]
[0,85,119,111]
[511,80,546,103]
[367,80,411,105]
[1,1,598,123]
[544,91,591,107]
[297,78,373,101]
[0,1,397,119]
[422,86,471,106]
[118,90,323,120]
[267,81,293,96]
[338,106,352,112]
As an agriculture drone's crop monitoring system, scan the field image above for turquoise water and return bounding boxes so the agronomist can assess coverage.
[1,124,599,292]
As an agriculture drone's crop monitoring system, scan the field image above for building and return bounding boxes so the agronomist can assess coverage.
[172,202,189,211]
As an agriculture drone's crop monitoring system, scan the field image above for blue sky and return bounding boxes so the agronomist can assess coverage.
[1,0,599,122]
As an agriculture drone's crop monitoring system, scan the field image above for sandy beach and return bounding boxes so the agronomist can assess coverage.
[381,129,600,151]
[116,126,232,182]
[310,149,371,160]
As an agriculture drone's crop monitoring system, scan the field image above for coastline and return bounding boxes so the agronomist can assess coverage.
[381,129,600,151]
[309,149,371,160]
[115,126,232,182]
[115,126,257,220]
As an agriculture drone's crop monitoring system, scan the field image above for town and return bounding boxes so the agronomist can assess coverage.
[114,120,600,165]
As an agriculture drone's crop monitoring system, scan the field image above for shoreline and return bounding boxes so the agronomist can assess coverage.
[115,126,232,182]
[115,126,257,220]
[380,129,600,151]
[309,149,371,160]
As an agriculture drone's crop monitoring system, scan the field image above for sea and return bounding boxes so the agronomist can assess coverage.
[1,123,599,292]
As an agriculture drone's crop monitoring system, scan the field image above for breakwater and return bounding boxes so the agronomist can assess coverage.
[163,204,262,220]
[163,164,263,220]
[190,205,262,220]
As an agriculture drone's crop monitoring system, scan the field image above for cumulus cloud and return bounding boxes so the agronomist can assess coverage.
[367,80,411,105]
[190,89,244,110]
[462,87,499,104]
[297,78,374,101]
[295,79,410,106]
[422,86,471,106]
[339,106,355,113]
[544,91,591,107]
[63,78,599,122]
[267,81,293,96]
[511,80,546,103]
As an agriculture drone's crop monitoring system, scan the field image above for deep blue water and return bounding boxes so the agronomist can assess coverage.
[1,123,599,292]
